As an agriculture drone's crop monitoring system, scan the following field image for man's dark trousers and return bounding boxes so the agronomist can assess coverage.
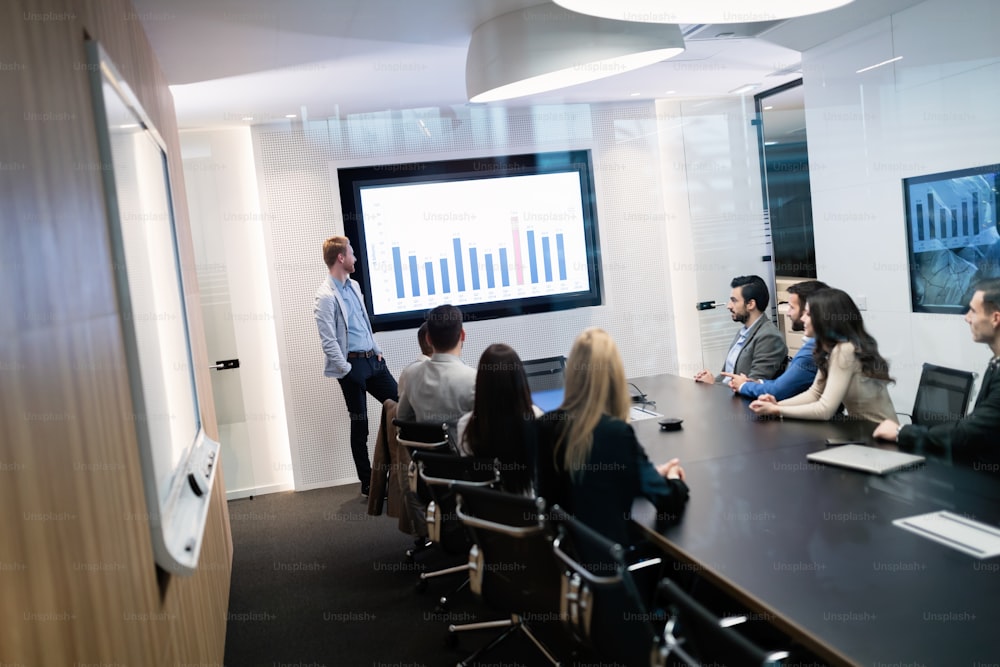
[338,355,398,488]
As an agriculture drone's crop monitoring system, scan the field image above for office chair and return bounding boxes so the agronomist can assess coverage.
[392,418,451,561]
[655,578,788,667]
[523,355,567,393]
[411,451,500,610]
[451,485,563,667]
[901,363,975,427]
[550,506,664,667]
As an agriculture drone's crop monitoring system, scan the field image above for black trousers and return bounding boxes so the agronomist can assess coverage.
[337,355,398,485]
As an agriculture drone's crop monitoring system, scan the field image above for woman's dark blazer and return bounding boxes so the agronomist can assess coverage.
[535,411,689,547]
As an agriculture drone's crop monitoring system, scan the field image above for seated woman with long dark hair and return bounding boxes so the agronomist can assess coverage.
[456,344,540,494]
[749,287,896,421]
[535,328,688,547]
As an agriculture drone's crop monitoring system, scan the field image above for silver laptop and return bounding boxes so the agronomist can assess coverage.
[807,444,925,475]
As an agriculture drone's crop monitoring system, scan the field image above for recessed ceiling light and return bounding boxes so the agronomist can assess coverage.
[664,90,676,95]
[242,116,253,121]
[728,83,759,95]
[630,92,642,97]
[856,55,903,74]
[764,141,778,146]
[285,114,297,119]
[763,105,774,110]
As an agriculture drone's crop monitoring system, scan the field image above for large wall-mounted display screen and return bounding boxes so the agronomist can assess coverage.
[338,150,603,330]
[903,163,1000,314]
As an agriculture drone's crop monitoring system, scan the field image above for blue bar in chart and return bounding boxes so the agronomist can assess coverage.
[408,256,420,297]
[485,253,495,289]
[556,234,566,280]
[469,248,480,290]
[527,230,539,284]
[542,236,552,282]
[453,238,465,292]
[499,248,510,287]
[392,247,405,298]
[440,258,450,294]
[425,262,435,295]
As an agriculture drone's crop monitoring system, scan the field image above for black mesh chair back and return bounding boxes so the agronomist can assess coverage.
[911,363,975,426]
[456,485,560,612]
[551,506,661,667]
[523,355,567,393]
[392,418,451,552]
[655,578,786,667]
[392,418,450,450]
[412,451,499,551]
[452,485,563,666]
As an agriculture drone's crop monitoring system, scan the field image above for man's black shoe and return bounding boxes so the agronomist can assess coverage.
[361,483,370,498]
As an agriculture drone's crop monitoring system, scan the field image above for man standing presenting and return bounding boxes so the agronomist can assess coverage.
[724,280,828,399]
[314,236,398,496]
[695,275,787,385]
[874,278,1000,462]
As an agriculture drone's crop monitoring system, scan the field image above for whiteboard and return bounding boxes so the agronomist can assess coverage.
[88,41,219,575]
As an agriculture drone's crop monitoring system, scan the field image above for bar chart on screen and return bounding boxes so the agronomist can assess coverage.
[360,172,593,316]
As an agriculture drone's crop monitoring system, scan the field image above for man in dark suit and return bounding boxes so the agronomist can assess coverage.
[874,278,1000,462]
[694,275,787,385]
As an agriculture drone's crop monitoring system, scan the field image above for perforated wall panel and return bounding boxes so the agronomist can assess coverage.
[252,103,679,489]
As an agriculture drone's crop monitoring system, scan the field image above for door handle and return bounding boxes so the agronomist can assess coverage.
[210,359,240,371]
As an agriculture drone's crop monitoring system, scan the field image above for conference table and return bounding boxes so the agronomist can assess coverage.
[626,373,1000,667]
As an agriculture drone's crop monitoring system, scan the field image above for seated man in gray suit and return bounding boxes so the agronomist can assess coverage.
[397,304,476,447]
[694,275,787,385]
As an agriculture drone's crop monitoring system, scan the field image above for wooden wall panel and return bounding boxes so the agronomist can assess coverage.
[0,0,232,664]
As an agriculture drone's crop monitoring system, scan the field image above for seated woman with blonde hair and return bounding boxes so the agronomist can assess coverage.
[749,287,896,422]
[535,328,688,547]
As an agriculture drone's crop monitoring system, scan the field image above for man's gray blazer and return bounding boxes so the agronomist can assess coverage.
[717,315,787,382]
[314,275,382,379]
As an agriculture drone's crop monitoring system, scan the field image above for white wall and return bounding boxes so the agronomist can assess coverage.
[659,95,774,377]
[803,0,1000,409]
[251,104,681,490]
[181,128,294,499]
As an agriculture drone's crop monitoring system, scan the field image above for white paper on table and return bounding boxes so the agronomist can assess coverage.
[629,406,662,421]
[893,510,1000,559]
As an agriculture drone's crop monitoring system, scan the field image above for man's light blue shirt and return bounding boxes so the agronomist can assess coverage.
[738,336,818,400]
[723,325,750,375]
[333,276,376,352]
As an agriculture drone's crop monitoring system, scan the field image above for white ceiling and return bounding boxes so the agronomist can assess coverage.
[130,0,924,129]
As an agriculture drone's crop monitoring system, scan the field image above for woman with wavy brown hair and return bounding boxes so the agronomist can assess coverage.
[750,287,896,422]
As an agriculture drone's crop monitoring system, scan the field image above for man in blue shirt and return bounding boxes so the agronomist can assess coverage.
[314,236,398,496]
[724,280,828,400]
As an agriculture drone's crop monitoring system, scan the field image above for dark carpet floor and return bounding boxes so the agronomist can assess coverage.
[222,484,576,667]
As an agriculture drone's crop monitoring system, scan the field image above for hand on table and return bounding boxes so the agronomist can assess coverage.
[693,370,715,384]
[748,394,780,416]
[657,458,686,481]
[721,372,753,392]
[873,419,900,442]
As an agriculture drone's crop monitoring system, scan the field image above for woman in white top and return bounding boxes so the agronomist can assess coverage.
[456,344,541,494]
[749,288,896,422]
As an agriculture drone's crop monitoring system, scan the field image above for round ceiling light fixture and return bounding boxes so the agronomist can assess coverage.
[466,4,684,103]
[551,0,857,24]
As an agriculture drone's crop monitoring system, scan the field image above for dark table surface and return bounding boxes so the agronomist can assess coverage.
[627,373,1000,667]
